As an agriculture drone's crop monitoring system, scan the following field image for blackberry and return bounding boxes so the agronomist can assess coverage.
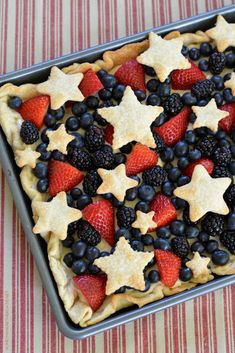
[191,79,215,99]
[196,136,217,157]
[224,185,235,206]
[208,52,226,75]
[153,132,165,153]
[201,213,225,236]
[142,166,167,187]
[20,121,39,144]
[213,165,232,178]
[84,125,105,152]
[93,149,115,169]
[83,170,102,196]
[213,147,231,166]
[164,93,183,116]
[116,207,136,229]
[67,220,80,236]
[220,231,235,254]
[67,148,93,170]
[77,220,101,246]
[171,236,190,258]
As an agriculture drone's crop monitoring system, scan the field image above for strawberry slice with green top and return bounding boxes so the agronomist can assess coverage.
[149,193,177,231]
[73,274,107,311]
[125,143,158,176]
[154,107,190,147]
[17,95,50,129]
[83,199,115,246]
[171,60,206,90]
[219,102,235,133]
[183,158,214,177]
[79,69,104,97]
[155,250,181,287]
[114,60,146,91]
[48,160,84,197]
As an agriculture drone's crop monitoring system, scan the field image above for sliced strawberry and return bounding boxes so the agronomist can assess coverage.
[48,160,84,197]
[74,274,107,311]
[104,124,114,145]
[149,193,177,231]
[79,69,104,97]
[155,250,181,287]
[183,158,214,177]
[154,107,191,147]
[171,60,206,90]
[114,60,146,91]
[219,102,235,133]
[83,200,115,246]
[17,95,50,129]
[125,144,158,176]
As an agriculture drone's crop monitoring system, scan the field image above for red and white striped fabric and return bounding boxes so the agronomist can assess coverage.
[1,1,235,352]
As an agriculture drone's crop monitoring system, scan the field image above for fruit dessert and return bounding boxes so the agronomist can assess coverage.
[0,15,235,327]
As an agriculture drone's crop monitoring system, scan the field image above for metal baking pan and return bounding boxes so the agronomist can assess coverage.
[1,5,235,340]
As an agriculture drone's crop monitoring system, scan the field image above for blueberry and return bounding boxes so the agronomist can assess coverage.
[135,201,150,213]
[65,116,80,131]
[101,74,117,88]
[142,234,154,246]
[146,93,161,106]
[115,286,126,294]
[114,153,126,165]
[191,241,205,253]
[85,246,100,261]
[131,240,144,252]
[134,90,146,102]
[160,147,174,162]
[44,113,57,128]
[72,102,87,116]
[213,92,224,106]
[178,157,189,170]
[50,107,65,120]
[180,267,193,281]
[148,270,160,283]
[147,79,159,92]
[68,132,85,149]
[63,253,74,268]
[206,239,219,253]
[102,193,113,200]
[212,250,229,265]
[198,59,209,71]
[227,212,235,231]
[80,112,94,129]
[161,181,174,196]
[37,178,48,193]
[230,145,235,158]
[200,42,213,56]
[211,75,224,90]
[185,130,197,144]
[112,84,125,100]
[131,228,142,240]
[40,127,51,144]
[62,236,74,248]
[88,263,101,274]
[174,141,189,157]
[130,175,141,184]
[170,220,186,236]
[52,150,66,161]
[156,227,171,239]
[97,69,108,79]
[182,92,197,106]
[181,45,189,56]
[34,162,48,178]
[154,238,171,251]
[115,228,131,241]
[112,196,125,208]
[185,226,200,239]
[229,161,235,175]
[125,187,138,201]
[189,47,200,60]
[163,162,173,172]
[100,251,110,257]
[86,96,99,109]
[76,194,92,210]
[138,184,155,202]
[157,83,170,97]
[172,197,187,209]
[8,96,22,109]
[141,278,151,292]
[153,112,168,127]
[219,139,231,148]
[72,259,88,274]
[70,188,82,200]
[215,130,226,140]
[146,257,156,268]
[177,175,190,186]
[189,149,202,160]
[98,88,112,101]
[144,65,156,76]
[36,143,52,161]
[120,142,132,154]
[224,73,232,82]
[223,88,235,103]
[198,231,210,243]
[189,113,197,124]
[197,99,209,106]
[72,240,87,258]
[226,52,235,68]
[168,167,181,182]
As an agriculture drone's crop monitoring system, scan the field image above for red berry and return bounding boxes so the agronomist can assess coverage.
[114,60,146,91]
[155,250,181,287]
[79,69,104,97]
[171,60,206,90]
[219,102,235,133]
[125,144,158,176]
[17,95,50,129]
[149,193,177,231]
[183,158,214,177]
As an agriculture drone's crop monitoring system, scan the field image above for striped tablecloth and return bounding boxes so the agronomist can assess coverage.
[1,1,235,352]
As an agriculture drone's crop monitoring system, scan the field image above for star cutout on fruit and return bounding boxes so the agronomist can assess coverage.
[33,191,82,240]
[174,165,231,222]
[94,237,154,295]
[132,210,157,234]
[97,164,138,202]
[192,98,229,132]
[137,32,191,82]
[206,15,235,52]
[46,124,75,154]
[37,66,84,109]
[97,86,163,149]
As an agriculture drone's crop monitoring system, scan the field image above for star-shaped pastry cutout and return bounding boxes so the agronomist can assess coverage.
[97,86,163,149]
[186,252,211,280]
[192,98,229,132]
[224,72,235,96]
[97,164,138,201]
[33,191,82,240]
[94,237,154,295]
[132,211,157,234]
[46,124,75,154]
[136,32,190,82]
[174,165,231,222]
[206,15,235,52]
[37,66,84,110]
[15,147,40,168]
